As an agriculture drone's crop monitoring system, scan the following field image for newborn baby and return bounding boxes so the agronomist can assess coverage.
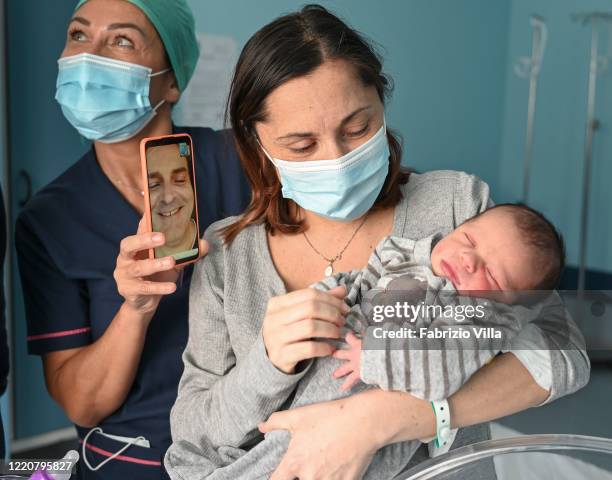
[178,203,566,480]
[335,202,565,394]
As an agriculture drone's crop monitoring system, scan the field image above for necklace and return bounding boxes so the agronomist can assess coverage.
[302,214,369,277]
[113,177,144,196]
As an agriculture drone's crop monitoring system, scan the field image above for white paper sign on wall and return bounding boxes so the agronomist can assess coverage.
[172,32,238,130]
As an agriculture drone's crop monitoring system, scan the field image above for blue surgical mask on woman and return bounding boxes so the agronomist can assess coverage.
[259,121,390,221]
[55,53,170,143]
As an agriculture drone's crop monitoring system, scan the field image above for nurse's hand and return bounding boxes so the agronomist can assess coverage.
[262,286,349,374]
[114,218,208,316]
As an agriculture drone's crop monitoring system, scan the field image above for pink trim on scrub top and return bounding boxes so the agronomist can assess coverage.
[27,327,91,341]
[79,440,162,466]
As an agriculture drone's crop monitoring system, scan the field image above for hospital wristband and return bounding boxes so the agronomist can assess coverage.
[430,399,452,448]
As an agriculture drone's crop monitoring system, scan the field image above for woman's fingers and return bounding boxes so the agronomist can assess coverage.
[259,409,294,434]
[198,238,209,257]
[327,285,349,298]
[269,457,297,480]
[264,329,338,373]
[114,219,179,315]
[119,279,177,298]
[126,257,175,279]
[263,287,350,373]
[137,280,177,296]
[263,398,377,480]
[281,319,342,344]
[119,231,165,260]
[279,301,347,328]
[268,287,348,314]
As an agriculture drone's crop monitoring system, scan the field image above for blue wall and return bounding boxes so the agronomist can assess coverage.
[499,0,612,272]
[187,0,512,192]
[6,0,82,440]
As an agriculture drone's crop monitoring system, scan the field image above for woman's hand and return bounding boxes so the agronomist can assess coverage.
[259,396,379,480]
[114,217,208,316]
[262,286,349,374]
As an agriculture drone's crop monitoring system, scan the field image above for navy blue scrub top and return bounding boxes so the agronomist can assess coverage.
[15,126,250,479]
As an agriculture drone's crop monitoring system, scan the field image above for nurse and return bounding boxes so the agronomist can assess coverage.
[15,0,249,478]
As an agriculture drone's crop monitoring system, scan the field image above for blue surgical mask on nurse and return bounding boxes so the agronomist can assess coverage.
[55,52,170,143]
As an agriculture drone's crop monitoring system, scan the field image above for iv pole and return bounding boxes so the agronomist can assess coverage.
[514,15,547,204]
[572,12,612,299]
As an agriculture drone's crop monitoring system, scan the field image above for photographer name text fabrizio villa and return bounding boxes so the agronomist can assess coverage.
[371,325,502,340]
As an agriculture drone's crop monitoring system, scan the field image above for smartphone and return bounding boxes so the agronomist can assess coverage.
[140,133,201,266]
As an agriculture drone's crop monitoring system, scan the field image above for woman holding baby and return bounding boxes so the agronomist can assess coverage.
[165,5,589,479]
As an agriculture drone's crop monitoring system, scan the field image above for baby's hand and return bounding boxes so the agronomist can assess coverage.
[332,331,363,391]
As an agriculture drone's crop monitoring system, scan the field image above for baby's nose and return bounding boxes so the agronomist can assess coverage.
[461,252,477,273]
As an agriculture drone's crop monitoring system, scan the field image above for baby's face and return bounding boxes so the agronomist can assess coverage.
[430,208,541,302]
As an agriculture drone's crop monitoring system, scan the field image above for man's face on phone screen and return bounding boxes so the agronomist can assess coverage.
[147,144,195,249]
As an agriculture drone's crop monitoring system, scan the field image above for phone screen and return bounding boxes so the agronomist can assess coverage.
[144,135,199,264]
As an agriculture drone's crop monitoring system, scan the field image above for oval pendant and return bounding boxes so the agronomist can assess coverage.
[325,264,333,277]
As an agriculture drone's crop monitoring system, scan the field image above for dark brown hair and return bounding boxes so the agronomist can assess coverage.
[472,203,566,290]
[220,4,410,244]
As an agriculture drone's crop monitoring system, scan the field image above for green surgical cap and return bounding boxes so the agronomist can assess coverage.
[75,0,199,91]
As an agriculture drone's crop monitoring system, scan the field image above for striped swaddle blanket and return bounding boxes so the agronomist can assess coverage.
[314,234,543,401]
